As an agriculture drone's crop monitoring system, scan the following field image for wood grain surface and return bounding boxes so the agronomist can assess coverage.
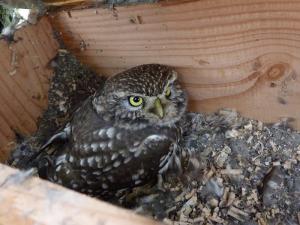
[50,0,300,128]
[44,0,98,7]
[0,17,59,161]
[0,164,160,225]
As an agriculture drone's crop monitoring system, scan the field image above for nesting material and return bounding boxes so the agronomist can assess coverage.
[132,110,300,225]
[9,52,300,225]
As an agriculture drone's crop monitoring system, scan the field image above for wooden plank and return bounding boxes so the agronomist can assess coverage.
[0,164,159,225]
[0,17,59,161]
[50,0,300,129]
[44,0,98,7]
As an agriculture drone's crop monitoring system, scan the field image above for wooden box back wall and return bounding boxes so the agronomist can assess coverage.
[1,0,300,161]
[50,0,300,125]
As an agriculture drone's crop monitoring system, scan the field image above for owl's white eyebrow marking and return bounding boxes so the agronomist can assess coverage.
[106,127,116,138]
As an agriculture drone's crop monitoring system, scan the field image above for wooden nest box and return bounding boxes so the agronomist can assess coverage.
[0,0,300,224]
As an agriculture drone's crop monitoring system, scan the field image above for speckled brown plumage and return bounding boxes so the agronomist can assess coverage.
[38,64,187,198]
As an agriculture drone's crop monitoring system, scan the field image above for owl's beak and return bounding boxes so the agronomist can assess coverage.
[153,98,164,119]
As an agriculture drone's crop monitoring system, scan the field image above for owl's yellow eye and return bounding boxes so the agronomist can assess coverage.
[165,87,171,98]
[129,96,143,107]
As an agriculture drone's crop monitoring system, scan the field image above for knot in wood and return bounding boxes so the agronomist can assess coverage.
[267,64,286,80]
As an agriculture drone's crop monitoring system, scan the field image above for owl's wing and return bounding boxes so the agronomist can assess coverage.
[70,119,179,189]
[44,98,180,194]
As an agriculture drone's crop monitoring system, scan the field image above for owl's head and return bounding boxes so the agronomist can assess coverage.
[93,64,187,126]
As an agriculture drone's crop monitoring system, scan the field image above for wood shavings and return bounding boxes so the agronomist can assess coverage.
[129,15,143,24]
[9,48,18,75]
[227,206,249,222]
[215,146,231,168]
[220,169,242,175]
[8,69,17,76]
[179,195,197,217]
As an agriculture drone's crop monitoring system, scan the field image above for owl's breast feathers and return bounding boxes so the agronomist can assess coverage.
[40,98,180,197]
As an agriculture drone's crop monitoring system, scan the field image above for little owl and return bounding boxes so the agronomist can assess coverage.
[38,64,187,198]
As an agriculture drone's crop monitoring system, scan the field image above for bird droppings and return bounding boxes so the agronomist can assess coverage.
[8,52,300,225]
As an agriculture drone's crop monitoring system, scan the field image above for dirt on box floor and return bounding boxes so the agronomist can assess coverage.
[9,52,300,225]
